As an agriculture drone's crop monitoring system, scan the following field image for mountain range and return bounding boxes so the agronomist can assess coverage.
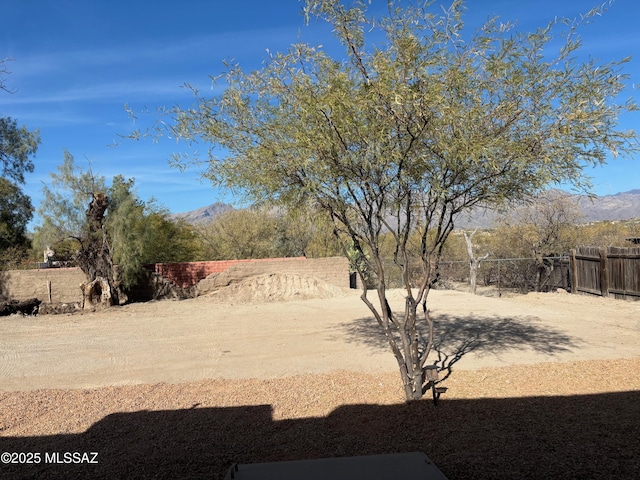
[172,202,234,224]
[174,189,640,228]
[576,189,640,222]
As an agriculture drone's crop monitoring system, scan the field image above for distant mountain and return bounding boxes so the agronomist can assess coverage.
[172,202,234,224]
[175,189,640,228]
[616,189,640,195]
[457,188,640,228]
[575,190,640,223]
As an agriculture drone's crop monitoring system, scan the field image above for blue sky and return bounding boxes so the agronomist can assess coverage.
[2,0,639,229]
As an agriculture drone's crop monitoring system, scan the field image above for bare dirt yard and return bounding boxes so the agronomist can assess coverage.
[1,281,639,479]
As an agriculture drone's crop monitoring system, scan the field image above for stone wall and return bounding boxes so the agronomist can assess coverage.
[1,256,351,304]
[146,256,350,289]
[0,268,85,304]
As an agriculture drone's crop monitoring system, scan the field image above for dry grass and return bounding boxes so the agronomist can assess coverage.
[2,357,640,479]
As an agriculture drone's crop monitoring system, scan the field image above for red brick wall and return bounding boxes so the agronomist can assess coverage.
[145,256,349,288]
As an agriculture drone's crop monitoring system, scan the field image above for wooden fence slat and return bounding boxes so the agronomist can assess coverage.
[599,248,610,298]
[571,246,640,301]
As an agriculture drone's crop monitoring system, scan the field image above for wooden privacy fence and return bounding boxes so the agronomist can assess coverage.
[570,246,640,300]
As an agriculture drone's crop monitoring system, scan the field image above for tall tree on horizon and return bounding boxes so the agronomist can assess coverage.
[0,59,40,268]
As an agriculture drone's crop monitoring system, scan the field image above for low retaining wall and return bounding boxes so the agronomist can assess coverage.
[0,268,85,304]
[1,256,351,305]
[145,256,350,289]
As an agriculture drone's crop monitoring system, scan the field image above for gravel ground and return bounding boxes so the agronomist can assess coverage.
[2,358,640,479]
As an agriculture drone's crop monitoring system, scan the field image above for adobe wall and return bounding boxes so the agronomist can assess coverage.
[0,268,85,304]
[0,256,351,304]
[146,256,350,289]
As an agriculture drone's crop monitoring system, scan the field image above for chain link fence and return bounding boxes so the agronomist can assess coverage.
[437,256,571,293]
[370,255,571,293]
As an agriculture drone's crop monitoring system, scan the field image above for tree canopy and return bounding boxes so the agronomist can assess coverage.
[35,152,203,291]
[107,175,204,287]
[0,59,39,266]
[0,177,33,251]
[135,0,639,400]
[0,117,40,185]
[36,150,107,245]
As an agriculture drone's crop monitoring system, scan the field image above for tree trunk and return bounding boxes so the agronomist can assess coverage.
[464,230,489,295]
[534,253,544,292]
[393,297,432,401]
[76,192,119,307]
[398,320,430,401]
[80,277,114,310]
[359,244,436,402]
[363,285,427,401]
[469,260,478,294]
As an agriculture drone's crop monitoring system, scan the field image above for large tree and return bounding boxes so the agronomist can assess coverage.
[36,153,204,302]
[496,190,583,291]
[2,60,39,185]
[35,151,119,306]
[0,60,40,267]
[107,175,204,288]
[136,0,638,400]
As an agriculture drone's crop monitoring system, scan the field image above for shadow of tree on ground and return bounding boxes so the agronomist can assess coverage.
[334,312,580,381]
[2,391,639,479]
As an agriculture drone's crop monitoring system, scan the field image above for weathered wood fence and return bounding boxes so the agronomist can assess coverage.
[570,246,640,300]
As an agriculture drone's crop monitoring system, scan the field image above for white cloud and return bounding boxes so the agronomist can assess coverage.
[2,79,196,105]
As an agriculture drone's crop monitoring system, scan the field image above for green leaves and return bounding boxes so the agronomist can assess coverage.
[158,1,633,267]
[0,117,40,185]
[141,0,638,287]
[0,114,38,260]
[0,177,33,252]
[35,154,203,288]
[37,151,106,242]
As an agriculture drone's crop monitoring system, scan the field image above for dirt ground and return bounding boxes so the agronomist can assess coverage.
[1,285,639,392]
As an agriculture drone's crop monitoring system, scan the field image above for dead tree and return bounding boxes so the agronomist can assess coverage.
[75,192,120,308]
[463,230,490,295]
